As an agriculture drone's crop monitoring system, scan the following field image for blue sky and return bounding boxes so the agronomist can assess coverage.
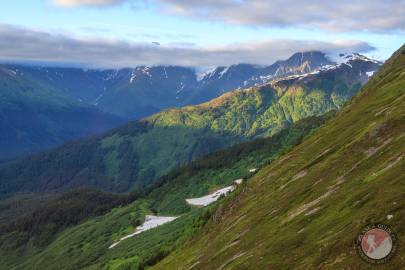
[0,0,403,68]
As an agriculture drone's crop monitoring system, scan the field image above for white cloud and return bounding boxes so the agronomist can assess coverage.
[52,0,125,7]
[0,24,375,68]
[157,0,405,32]
[52,0,405,32]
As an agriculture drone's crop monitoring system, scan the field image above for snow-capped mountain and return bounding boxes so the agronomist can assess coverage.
[270,53,382,85]
[3,51,382,120]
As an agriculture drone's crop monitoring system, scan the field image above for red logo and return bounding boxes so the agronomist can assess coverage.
[356,224,397,264]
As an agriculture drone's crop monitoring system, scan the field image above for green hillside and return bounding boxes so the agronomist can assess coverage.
[0,113,330,270]
[0,63,367,196]
[153,46,405,269]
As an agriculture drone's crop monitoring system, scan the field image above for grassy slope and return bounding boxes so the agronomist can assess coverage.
[153,47,405,269]
[0,64,366,196]
[147,114,332,215]
[0,114,330,270]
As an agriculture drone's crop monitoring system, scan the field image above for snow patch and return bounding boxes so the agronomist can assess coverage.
[104,70,119,81]
[109,215,178,248]
[186,186,235,207]
[142,66,152,78]
[129,70,136,83]
[186,179,244,207]
[196,67,217,81]
[234,178,244,185]
[219,67,229,78]
[366,71,375,77]
[93,86,107,106]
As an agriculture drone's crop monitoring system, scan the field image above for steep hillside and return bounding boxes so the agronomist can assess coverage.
[0,57,376,196]
[0,66,123,163]
[154,46,405,269]
[0,114,331,270]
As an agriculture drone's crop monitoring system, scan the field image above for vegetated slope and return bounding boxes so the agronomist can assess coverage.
[147,113,333,215]
[0,193,57,224]
[0,58,379,196]
[0,113,331,270]
[0,189,132,247]
[0,66,123,163]
[153,46,405,269]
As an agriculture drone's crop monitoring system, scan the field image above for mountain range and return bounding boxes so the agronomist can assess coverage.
[0,51,380,163]
[6,51,375,120]
[0,51,381,196]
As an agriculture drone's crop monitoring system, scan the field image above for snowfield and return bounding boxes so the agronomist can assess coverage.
[186,179,244,207]
[234,178,244,185]
[109,215,178,248]
[366,71,375,77]
[186,186,235,207]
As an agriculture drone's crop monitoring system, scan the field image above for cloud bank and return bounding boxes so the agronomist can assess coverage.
[52,0,405,32]
[0,24,375,68]
[53,0,125,7]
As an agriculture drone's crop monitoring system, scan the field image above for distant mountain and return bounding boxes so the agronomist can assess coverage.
[193,51,334,103]
[0,66,123,163]
[6,51,377,120]
[95,66,198,119]
[0,54,381,196]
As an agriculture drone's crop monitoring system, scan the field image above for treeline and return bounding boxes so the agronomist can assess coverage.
[0,188,135,246]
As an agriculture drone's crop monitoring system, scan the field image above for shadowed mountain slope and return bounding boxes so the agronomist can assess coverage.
[0,66,123,163]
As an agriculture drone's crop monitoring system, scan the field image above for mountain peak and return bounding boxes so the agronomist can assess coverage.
[330,52,381,65]
[281,51,331,67]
